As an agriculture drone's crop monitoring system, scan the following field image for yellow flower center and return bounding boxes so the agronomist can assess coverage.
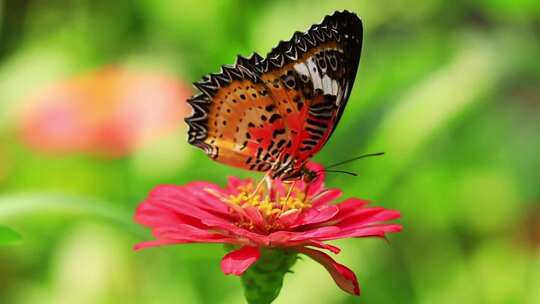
[225,182,311,217]
[205,182,312,231]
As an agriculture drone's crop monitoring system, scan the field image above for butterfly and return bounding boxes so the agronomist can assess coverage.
[185,10,362,181]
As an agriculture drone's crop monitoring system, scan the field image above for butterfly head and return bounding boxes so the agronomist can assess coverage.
[275,163,319,183]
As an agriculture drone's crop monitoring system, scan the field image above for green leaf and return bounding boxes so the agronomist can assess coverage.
[0,225,21,245]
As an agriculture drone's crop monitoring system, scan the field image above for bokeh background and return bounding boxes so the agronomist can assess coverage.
[1,1,539,303]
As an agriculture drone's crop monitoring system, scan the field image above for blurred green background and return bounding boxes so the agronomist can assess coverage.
[1,1,539,303]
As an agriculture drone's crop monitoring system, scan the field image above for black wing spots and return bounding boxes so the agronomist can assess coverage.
[268,141,275,152]
[282,153,292,163]
[246,149,275,172]
[328,54,338,71]
[265,104,276,112]
[302,139,318,146]
[280,70,299,90]
[257,163,271,171]
[309,95,337,118]
[296,100,305,111]
[309,111,333,119]
[272,128,286,138]
[269,113,282,123]
[306,118,328,129]
[270,148,281,156]
[306,126,324,137]
[317,53,327,70]
[276,139,288,149]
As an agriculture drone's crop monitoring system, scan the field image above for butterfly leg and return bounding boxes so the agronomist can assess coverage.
[284,181,296,203]
[265,174,273,194]
[249,171,270,198]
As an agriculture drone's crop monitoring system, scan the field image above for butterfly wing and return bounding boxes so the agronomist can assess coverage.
[185,10,363,177]
[185,54,291,172]
[257,10,363,168]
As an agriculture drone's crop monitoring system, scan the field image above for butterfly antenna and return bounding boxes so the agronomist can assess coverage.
[323,169,358,177]
[325,152,385,169]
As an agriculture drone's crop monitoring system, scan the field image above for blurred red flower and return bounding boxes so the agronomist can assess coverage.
[134,163,401,296]
[20,67,191,157]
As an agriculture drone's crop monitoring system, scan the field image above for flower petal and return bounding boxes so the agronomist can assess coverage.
[134,202,202,228]
[277,209,301,227]
[202,219,269,246]
[310,188,342,207]
[221,246,260,275]
[268,226,340,245]
[296,247,360,295]
[333,198,370,220]
[291,204,339,228]
[151,192,231,224]
[336,208,401,228]
[153,224,227,241]
[305,241,341,254]
[150,184,229,215]
[323,224,403,240]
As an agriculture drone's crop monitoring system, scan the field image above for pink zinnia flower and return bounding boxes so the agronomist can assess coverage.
[134,163,401,296]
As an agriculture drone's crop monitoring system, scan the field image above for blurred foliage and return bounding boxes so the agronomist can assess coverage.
[0,225,21,245]
[0,0,539,303]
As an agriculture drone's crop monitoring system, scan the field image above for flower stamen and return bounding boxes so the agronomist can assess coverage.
[217,182,312,232]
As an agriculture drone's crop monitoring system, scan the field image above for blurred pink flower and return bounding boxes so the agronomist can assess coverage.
[20,67,192,157]
[134,163,401,296]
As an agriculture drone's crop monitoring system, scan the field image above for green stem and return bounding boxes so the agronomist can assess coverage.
[241,248,298,304]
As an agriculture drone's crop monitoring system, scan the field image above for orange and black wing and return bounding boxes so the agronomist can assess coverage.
[185,54,290,172]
